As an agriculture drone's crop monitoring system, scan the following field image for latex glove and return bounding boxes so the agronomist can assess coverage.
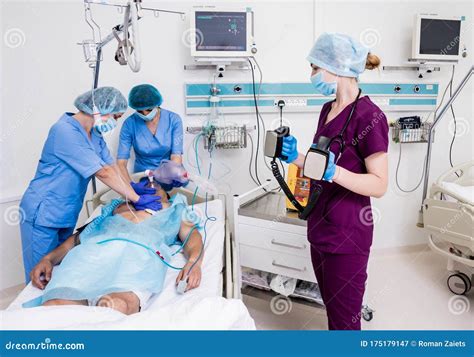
[281,135,298,163]
[130,180,156,195]
[323,151,336,181]
[133,194,162,211]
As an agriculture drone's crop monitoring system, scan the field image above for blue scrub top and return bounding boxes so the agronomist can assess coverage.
[20,113,114,228]
[117,108,183,173]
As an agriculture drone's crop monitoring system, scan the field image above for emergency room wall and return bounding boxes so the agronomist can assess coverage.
[1,0,472,290]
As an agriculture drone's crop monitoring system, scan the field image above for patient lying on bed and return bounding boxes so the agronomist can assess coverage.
[28,187,203,315]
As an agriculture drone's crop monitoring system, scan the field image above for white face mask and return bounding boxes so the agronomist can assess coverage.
[137,107,158,122]
[93,114,117,134]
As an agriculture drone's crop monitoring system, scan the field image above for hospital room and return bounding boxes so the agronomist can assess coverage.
[0,0,473,354]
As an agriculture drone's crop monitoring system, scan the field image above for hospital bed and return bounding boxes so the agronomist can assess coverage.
[1,175,255,330]
[422,160,474,295]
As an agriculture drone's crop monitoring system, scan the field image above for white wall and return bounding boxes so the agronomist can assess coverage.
[1,0,472,289]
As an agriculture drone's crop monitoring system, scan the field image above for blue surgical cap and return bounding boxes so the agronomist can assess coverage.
[74,86,127,115]
[128,84,163,111]
[307,33,369,78]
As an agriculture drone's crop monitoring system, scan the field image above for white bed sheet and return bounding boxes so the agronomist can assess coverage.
[1,199,255,330]
[440,182,474,205]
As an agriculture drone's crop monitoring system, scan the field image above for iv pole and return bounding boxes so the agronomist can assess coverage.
[81,0,185,193]
[417,65,474,227]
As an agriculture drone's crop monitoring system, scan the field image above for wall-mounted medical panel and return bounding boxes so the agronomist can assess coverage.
[185,82,438,115]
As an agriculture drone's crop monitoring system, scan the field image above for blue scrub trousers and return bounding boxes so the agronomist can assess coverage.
[20,221,74,283]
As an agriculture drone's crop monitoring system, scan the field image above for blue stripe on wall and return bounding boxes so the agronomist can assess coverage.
[186,83,439,96]
[389,99,437,106]
[187,99,275,108]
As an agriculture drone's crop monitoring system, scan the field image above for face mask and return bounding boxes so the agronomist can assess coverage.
[137,107,158,122]
[93,115,117,134]
[310,72,337,96]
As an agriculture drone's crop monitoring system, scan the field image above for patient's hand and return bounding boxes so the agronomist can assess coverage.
[176,261,201,292]
[30,259,53,290]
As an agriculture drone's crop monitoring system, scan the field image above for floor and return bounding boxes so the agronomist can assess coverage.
[1,246,472,330]
[242,246,474,330]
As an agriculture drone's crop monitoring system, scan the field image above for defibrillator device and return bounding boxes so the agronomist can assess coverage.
[263,126,323,221]
[264,89,362,220]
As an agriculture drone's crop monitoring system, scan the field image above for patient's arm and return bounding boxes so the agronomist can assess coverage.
[30,233,78,289]
[175,223,204,291]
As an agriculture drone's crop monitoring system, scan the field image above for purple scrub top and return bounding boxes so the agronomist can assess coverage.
[307,96,389,255]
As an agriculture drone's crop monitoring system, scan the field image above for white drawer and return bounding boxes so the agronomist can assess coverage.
[238,215,307,235]
[238,223,310,258]
[240,244,316,283]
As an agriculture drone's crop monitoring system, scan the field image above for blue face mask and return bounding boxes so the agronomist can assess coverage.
[137,107,158,122]
[310,72,337,96]
[93,115,117,134]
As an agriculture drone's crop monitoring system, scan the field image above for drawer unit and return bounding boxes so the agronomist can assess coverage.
[238,223,310,258]
[239,244,316,283]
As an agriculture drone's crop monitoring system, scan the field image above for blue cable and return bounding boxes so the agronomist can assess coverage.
[171,226,196,256]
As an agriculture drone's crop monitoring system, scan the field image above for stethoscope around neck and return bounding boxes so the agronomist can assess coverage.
[319,88,362,159]
[302,88,362,182]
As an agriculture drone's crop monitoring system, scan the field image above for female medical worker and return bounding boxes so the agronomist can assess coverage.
[19,87,162,282]
[117,84,184,192]
[282,33,389,330]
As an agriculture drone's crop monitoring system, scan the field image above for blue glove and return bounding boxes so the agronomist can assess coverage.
[130,180,156,195]
[323,151,336,181]
[310,143,336,181]
[133,194,162,211]
[281,135,298,163]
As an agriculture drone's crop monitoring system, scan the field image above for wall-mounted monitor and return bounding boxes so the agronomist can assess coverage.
[190,9,253,58]
[412,14,463,62]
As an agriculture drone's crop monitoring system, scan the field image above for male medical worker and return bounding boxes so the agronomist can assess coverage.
[19,87,162,282]
[281,33,389,330]
[117,84,184,192]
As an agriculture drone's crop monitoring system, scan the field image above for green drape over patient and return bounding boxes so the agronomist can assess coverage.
[26,194,188,306]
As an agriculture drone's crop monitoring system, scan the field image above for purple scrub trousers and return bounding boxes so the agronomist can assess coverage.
[307,96,389,330]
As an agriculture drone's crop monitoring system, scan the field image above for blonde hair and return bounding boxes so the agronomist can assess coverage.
[365,52,381,70]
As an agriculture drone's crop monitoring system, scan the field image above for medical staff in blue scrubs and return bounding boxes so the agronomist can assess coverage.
[117,84,184,191]
[19,87,162,282]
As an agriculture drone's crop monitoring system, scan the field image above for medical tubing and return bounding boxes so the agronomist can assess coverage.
[395,143,426,193]
[248,58,263,186]
[270,159,304,212]
[171,226,197,256]
[96,238,184,270]
[185,150,217,278]
[448,65,459,177]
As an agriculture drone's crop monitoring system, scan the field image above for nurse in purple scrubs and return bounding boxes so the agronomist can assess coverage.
[282,33,389,330]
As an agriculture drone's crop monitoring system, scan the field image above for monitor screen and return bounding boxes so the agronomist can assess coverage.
[195,11,247,52]
[419,18,461,56]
